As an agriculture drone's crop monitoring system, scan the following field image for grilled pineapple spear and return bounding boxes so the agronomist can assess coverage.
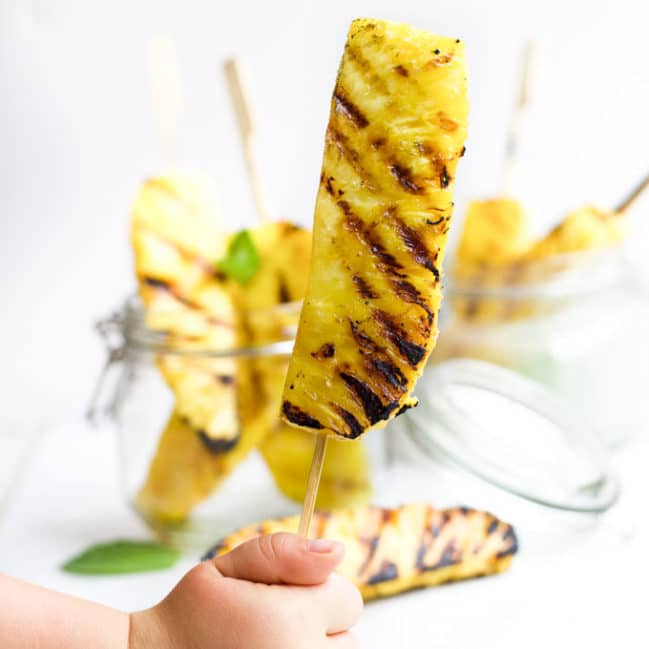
[204,504,518,601]
[131,174,241,450]
[281,19,469,439]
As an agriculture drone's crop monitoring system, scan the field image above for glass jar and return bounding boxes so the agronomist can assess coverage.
[88,297,386,550]
[89,296,622,553]
[432,247,649,447]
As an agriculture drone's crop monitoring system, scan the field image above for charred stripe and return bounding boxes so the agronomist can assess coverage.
[390,164,423,194]
[332,89,369,129]
[198,430,239,454]
[374,310,426,367]
[366,561,399,585]
[312,343,335,360]
[334,406,364,439]
[392,279,434,326]
[390,213,440,279]
[282,401,325,430]
[339,372,398,424]
[352,274,378,299]
[340,202,405,276]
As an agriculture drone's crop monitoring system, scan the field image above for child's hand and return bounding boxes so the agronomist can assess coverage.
[130,533,363,649]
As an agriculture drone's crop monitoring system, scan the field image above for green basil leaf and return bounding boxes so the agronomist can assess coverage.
[61,540,180,575]
[216,229,261,285]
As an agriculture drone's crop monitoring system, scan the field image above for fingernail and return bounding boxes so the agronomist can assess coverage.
[308,538,336,553]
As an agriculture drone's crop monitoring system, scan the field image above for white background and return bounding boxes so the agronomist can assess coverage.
[1,2,649,645]
[1,0,649,426]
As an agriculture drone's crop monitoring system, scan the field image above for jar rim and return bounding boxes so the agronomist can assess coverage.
[404,359,620,513]
[447,245,629,301]
[102,295,299,358]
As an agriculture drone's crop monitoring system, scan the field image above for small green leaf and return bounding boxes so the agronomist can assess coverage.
[62,540,180,575]
[216,229,261,285]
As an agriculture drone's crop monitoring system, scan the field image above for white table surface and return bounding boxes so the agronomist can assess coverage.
[0,419,647,648]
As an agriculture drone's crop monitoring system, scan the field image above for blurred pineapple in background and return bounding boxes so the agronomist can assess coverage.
[132,178,372,522]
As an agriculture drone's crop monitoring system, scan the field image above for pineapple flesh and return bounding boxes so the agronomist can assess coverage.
[281,19,469,438]
[131,174,240,450]
[456,198,530,268]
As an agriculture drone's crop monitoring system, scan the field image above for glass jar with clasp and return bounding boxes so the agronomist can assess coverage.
[87,296,385,550]
[88,293,622,553]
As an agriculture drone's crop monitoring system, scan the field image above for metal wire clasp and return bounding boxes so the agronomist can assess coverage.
[85,312,126,426]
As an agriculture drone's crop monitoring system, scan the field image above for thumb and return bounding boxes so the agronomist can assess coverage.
[212,532,344,586]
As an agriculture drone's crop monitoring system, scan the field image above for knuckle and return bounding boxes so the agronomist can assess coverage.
[257,534,280,564]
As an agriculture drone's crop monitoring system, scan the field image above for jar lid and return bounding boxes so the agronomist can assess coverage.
[403,359,619,513]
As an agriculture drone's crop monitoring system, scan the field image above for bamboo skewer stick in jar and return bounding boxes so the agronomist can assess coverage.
[224,58,272,223]
[148,36,182,169]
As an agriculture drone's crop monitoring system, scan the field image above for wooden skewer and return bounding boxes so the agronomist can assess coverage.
[297,434,329,537]
[500,41,536,195]
[614,169,649,214]
[148,36,181,169]
[224,58,272,223]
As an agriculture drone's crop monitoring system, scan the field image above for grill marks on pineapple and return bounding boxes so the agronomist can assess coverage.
[327,128,379,191]
[339,371,399,425]
[198,430,239,454]
[337,200,433,372]
[212,505,517,598]
[349,320,408,392]
[374,310,426,367]
[392,280,434,327]
[334,406,365,439]
[332,89,369,129]
[142,276,235,329]
[340,204,404,276]
[312,343,335,360]
[352,274,379,299]
[389,164,423,194]
[390,213,440,279]
[337,44,460,197]
[282,401,324,430]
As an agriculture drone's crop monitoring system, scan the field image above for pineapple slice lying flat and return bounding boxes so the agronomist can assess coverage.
[203,504,517,601]
[281,19,469,438]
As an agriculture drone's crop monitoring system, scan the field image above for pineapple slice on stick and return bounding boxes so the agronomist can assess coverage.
[280,19,469,534]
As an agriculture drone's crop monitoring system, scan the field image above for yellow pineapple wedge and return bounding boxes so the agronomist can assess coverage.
[131,173,241,450]
[135,221,296,522]
[260,425,371,509]
[456,198,530,268]
[524,204,625,261]
[281,19,469,438]
[452,198,530,321]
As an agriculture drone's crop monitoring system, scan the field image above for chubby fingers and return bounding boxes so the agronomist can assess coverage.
[212,533,344,586]
[311,573,364,636]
